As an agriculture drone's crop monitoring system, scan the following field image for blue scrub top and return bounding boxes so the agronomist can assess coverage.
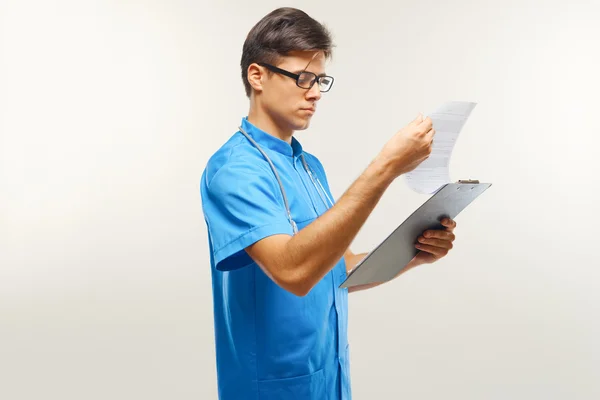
[200,117,351,400]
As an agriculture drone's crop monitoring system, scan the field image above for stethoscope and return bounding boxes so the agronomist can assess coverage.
[238,125,335,235]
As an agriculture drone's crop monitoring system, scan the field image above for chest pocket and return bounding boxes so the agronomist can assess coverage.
[281,167,324,227]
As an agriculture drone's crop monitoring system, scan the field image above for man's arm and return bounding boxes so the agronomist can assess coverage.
[344,249,380,293]
[246,157,395,296]
[343,248,417,293]
[245,115,435,297]
[343,249,368,274]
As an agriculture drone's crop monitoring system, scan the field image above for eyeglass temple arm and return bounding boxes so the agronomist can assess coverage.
[257,63,299,80]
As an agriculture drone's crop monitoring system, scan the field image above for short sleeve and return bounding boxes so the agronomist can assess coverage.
[201,161,294,271]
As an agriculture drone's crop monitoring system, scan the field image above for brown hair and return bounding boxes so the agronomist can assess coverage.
[240,7,334,97]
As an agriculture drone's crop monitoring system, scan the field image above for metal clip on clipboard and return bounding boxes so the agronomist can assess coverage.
[340,179,492,289]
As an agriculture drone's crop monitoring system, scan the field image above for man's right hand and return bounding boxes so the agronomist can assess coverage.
[377,113,436,178]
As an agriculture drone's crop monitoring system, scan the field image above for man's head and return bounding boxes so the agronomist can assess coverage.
[241,8,334,133]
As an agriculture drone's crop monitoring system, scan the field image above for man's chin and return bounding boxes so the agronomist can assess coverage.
[292,116,313,131]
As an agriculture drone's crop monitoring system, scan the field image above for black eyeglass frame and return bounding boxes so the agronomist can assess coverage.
[257,62,334,92]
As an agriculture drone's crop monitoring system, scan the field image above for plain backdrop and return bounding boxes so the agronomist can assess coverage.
[1,0,599,399]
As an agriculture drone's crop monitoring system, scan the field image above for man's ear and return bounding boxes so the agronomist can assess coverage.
[247,63,264,94]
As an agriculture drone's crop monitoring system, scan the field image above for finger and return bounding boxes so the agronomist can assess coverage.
[441,218,457,231]
[425,128,436,143]
[410,113,424,126]
[417,236,454,250]
[415,243,448,257]
[422,230,455,241]
[418,116,433,131]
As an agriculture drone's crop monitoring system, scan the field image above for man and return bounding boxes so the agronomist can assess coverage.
[200,7,457,400]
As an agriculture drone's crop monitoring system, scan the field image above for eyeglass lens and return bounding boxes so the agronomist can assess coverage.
[297,72,333,92]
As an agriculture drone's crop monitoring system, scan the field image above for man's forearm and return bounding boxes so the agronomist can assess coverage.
[346,255,422,293]
[344,251,380,293]
[282,156,395,293]
[345,252,369,273]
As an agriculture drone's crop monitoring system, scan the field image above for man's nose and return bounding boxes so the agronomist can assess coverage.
[306,83,322,101]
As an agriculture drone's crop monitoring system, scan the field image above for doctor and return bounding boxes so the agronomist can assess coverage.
[200,7,457,400]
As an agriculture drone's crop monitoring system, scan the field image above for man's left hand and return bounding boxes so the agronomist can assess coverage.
[412,218,457,265]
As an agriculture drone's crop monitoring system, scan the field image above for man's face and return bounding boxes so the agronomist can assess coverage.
[259,51,327,132]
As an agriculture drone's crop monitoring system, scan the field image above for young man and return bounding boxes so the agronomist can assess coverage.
[200,7,457,400]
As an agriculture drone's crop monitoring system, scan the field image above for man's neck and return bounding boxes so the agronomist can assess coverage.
[247,107,293,145]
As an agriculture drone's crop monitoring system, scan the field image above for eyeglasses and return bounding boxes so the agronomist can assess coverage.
[258,62,334,93]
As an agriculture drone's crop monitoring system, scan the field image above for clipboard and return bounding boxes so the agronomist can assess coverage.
[339,180,492,289]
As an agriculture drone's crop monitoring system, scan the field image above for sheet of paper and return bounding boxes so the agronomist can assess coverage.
[404,101,477,194]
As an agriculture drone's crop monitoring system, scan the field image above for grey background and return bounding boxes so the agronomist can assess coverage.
[1,0,599,399]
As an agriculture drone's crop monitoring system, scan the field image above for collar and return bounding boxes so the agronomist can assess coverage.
[240,117,304,158]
